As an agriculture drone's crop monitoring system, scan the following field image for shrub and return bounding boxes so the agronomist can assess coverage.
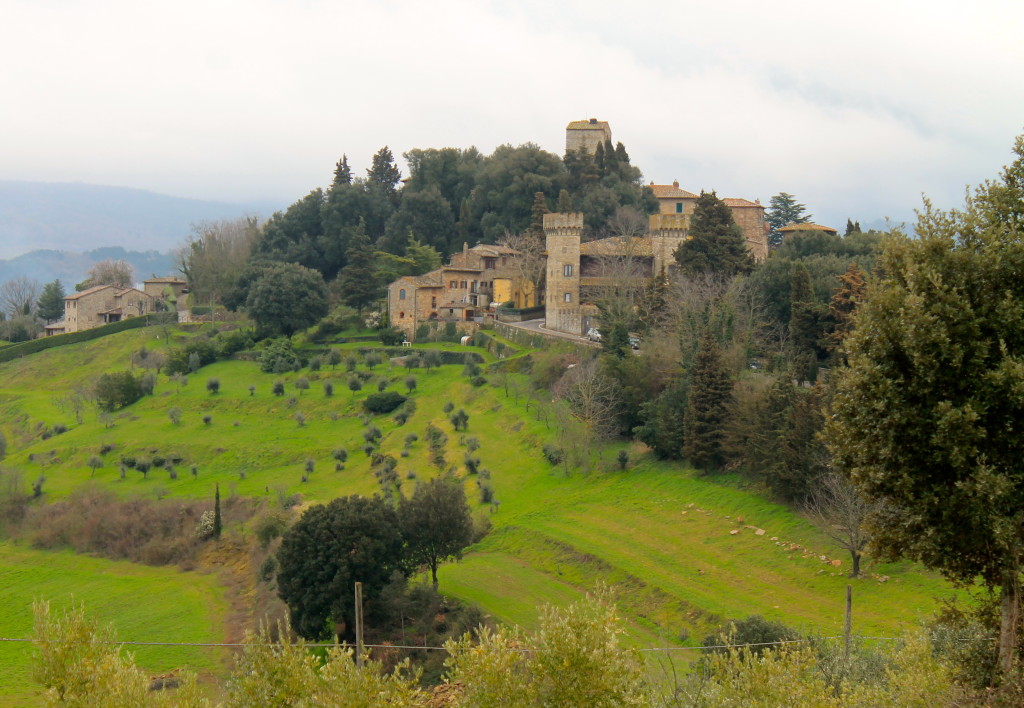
[272,380,285,396]
[379,327,405,346]
[332,448,348,463]
[470,375,487,387]
[139,371,156,396]
[617,449,629,470]
[701,615,801,657]
[405,433,418,446]
[443,401,454,414]
[259,338,300,374]
[206,377,220,394]
[377,379,388,392]
[363,391,407,414]
[151,456,166,468]
[255,513,288,549]
[259,554,278,582]
[168,407,182,425]
[120,455,137,469]
[95,372,144,411]
[294,377,310,394]
[248,384,256,396]
[543,444,564,466]
[294,412,306,427]
[202,414,212,425]
[308,356,322,372]
[323,381,334,397]
[479,482,494,504]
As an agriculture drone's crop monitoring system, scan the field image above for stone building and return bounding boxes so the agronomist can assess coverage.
[565,118,612,155]
[387,243,534,342]
[650,180,769,262]
[46,284,158,335]
[143,276,189,302]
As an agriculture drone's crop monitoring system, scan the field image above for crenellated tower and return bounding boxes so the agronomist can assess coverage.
[544,212,585,335]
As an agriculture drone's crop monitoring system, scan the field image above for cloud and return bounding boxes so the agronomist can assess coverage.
[2,0,1021,230]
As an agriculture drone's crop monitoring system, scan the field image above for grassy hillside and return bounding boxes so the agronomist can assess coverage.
[0,543,227,706]
[0,325,962,685]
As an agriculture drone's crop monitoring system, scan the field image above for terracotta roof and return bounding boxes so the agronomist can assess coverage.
[580,236,655,258]
[780,222,838,234]
[722,198,764,209]
[144,276,187,284]
[64,284,115,300]
[650,183,698,199]
[566,119,610,130]
[469,244,519,256]
[410,272,443,287]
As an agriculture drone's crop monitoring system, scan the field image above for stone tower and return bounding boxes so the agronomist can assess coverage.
[544,212,584,335]
[565,119,612,155]
[649,213,688,274]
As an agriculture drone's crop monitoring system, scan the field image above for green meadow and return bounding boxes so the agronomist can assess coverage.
[0,324,962,690]
[0,543,226,706]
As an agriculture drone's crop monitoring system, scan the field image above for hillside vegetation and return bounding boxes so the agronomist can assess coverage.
[0,325,957,676]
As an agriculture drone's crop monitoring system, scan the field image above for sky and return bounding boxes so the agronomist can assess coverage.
[3,0,1023,232]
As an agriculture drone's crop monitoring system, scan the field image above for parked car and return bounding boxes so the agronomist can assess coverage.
[586,328,602,342]
[628,334,641,350]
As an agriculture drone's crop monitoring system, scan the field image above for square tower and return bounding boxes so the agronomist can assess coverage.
[565,119,612,155]
[544,212,585,335]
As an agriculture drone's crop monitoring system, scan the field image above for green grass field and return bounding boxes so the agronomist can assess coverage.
[0,324,963,690]
[0,543,227,706]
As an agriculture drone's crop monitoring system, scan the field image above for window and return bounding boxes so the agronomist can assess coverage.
[450,280,457,289]
[431,296,437,308]
[399,312,405,319]
[676,202,683,213]
[460,281,467,289]
[563,264,573,277]
[563,293,572,303]
[399,289,406,300]
[484,258,496,269]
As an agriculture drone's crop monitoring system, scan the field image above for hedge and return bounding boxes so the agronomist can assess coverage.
[356,347,484,365]
[0,312,177,364]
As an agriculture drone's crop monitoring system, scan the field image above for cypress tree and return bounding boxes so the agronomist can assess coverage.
[213,483,222,539]
[675,191,755,278]
[530,191,549,236]
[788,263,819,381]
[683,332,733,472]
[556,189,574,213]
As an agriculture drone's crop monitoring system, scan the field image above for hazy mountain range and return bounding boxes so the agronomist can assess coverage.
[0,179,283,286]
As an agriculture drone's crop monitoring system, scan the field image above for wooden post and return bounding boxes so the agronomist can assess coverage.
[355,581,364,668]
[844,584,852,661]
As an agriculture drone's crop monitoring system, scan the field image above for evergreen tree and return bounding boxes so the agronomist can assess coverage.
[213,483,222,539]
[245,262,329,337]
[336,226,381,312]
[844,218,862,236]
[682,332,733,472]
[332,154,352,187]
[766,192,812,248]
[37,279,65,322]
[675,191,755,278]
[367,146,402,206]
[788,262,820,380]
[824,262,867,361]
[556,189,574,213]
[530,191,549,236]
[634,378,688,459]
[405,235,442,275]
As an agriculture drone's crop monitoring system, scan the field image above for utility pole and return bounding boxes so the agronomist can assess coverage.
[844,584,852,661]
[354,581,364,668]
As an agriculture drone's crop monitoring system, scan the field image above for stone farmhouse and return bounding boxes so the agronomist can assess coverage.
[387,243,536,342]
[44,276,188,335]
[779,222,839,239]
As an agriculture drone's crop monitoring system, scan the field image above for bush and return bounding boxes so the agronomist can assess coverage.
[272,380,285,396]
[701,615,801,657]
[617,449,629,470]
[470,375,487,387]
[323,381,334,397]
[202,414,212,425]
[206,377,220,394]
[259,338,301,374]
[168,406,182,425]
[255,513,288,549]
[363,391,407,414]
[543,444,564,466]
[95,372,144,412]
[379,327,405,346]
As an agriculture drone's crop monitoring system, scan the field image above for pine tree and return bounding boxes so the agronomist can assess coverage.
[213,483,222,539]
[683,332,733,472]
[332,154,352,187]
[767,193,812,248]
[824,262,866,360]
[634,379,688,459]
[367,146,402,205]
[675,191,755,278]
[37,279,66,322]
[336,224,380,312]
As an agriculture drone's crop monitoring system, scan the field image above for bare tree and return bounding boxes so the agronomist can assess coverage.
[497,230,546,308]
[79,259,135,290]
[0,276,41,318]
[175,216,260,306]
[552,358,622,474]
[805,472,881,578]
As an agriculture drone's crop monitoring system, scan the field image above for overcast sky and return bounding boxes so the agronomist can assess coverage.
[3,0,1022,231]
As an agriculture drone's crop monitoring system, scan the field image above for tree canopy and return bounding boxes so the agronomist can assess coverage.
[244,262,328,337]
[400,477,474,590]
[674,191,755,278]
[828,134,1024,673]
[276,495,406,640]
[766,192,812,248]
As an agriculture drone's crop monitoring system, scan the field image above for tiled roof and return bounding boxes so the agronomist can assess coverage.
[64,284,114,300]
[722,198,763,209]
[780,222,838,233]
[650,183,698,199]
[144,276,187,284]
[566,120,610,130]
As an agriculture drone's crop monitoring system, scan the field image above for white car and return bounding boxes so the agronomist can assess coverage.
[586,328,602,342]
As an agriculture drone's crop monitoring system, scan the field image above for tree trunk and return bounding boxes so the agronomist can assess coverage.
[999,569,1021,674]
[431,562,439,591]
[850,550,861,579]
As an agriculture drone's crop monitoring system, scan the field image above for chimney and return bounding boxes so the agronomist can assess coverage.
[673,180,679,188]
[589,118,597,124]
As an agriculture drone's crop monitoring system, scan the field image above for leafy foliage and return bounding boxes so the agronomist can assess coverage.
[245,262,328,337]
[94,372,144,412]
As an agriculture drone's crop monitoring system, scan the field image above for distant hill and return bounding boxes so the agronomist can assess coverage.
[0,247,177,288]
[0,180,282,259]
